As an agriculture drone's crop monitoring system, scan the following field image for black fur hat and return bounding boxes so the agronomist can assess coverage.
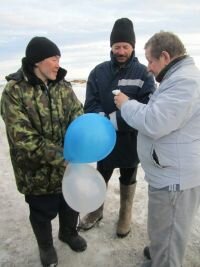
[110,18,135,47]
[25,36,61,64]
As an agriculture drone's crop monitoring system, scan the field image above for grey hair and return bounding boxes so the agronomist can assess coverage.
[144,31,187,59]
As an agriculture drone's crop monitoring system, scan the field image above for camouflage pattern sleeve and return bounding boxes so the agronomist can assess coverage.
[61,80,83,124]
[0,80,83,170]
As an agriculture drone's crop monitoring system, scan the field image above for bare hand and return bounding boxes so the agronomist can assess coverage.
[64,160,68,167]
[114,92,129,109]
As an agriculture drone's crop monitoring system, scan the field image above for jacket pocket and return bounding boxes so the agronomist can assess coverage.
[150,144,171,169]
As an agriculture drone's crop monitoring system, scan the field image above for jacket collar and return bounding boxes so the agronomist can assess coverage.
[156,55,188,83]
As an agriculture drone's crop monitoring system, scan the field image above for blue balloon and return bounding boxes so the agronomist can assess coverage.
[64,113,116,163]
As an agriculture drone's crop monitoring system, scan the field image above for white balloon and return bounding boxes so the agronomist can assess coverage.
[62,163,107,214]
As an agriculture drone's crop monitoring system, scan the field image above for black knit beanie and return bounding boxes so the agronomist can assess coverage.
[110,18,135,47]
[25,36,61,64]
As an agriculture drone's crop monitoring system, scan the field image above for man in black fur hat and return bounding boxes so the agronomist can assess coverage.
[79,18,156,238]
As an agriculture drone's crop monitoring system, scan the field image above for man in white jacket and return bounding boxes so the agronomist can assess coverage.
[114,31,200,267]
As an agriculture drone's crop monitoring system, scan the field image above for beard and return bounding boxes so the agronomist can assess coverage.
[115,55,128,63]
[113,54,130,67]
[112,51,134,66]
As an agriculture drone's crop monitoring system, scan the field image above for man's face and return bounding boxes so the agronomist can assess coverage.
[35,56,60,83]
[111,42,134,64]
[145,46,169,77]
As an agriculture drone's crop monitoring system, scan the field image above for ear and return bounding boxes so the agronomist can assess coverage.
[160,51,171,64]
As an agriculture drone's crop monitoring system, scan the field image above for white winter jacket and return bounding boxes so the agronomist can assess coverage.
[121,56,200,190]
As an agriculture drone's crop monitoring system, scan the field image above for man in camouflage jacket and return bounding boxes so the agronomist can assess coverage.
[1,37,87,267]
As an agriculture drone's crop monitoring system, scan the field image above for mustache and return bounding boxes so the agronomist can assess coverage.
[113,54,127,60]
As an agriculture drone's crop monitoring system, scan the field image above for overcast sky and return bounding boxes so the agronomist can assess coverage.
[1,0,200,82]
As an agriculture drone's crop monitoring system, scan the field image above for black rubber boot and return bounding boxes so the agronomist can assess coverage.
[58,229,87,252]
[58,209,87,252]
[30,219,58,266]
[39,246,58,267]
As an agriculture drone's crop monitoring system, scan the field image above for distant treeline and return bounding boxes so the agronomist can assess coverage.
[70,79,86,84]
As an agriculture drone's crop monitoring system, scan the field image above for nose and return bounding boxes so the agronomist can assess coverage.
[55,60,60,68]
[117,47,126,55]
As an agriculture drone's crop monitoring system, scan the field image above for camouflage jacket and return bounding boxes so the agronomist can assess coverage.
[0,65,83,195]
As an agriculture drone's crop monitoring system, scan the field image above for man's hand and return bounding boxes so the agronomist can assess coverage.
[64,160,68,167]
[114,92,129,109]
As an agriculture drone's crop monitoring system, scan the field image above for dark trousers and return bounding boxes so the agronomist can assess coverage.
[97,163,138,185]
[25,193,79,248]
[25,193,78,224]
